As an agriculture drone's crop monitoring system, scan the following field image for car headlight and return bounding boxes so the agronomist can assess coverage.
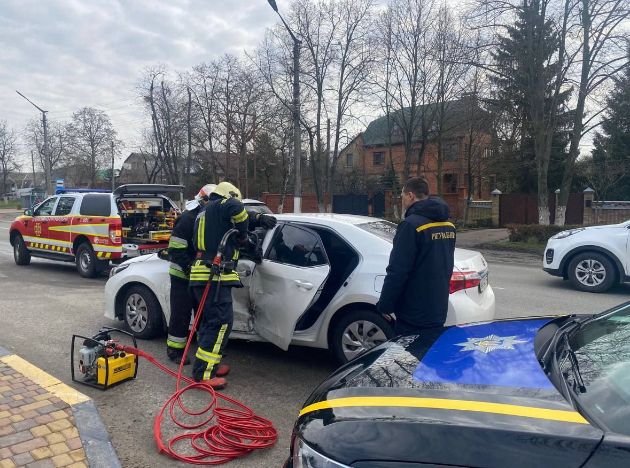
[292,438,350,468]
[109,264,130,278]
[551,228,584,240]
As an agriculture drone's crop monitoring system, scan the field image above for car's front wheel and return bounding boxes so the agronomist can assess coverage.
[330,309,395,364]
[568,252,616,293]
[13,234,31,266]
[121,285,164,339]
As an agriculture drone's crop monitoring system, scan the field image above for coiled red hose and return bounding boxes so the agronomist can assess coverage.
[118,280,278,465]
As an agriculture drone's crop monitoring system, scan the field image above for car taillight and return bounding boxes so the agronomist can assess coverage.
[109,223,122,244]
[450,271,481,294]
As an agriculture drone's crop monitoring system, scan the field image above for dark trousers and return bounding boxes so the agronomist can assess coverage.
[395,318,445,337]
[166,276,194,350]
[190,285,233,381]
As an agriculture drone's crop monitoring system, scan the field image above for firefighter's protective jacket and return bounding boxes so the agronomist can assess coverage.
[167,206,200,280]
[377,197,456,329]
[190,196,249,287]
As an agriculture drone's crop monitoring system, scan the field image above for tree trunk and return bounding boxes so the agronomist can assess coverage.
[556,0,590,226]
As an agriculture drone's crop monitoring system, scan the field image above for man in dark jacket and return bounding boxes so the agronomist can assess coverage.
[377,177,456,336]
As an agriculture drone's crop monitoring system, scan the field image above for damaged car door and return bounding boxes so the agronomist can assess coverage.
[249,223,330,350]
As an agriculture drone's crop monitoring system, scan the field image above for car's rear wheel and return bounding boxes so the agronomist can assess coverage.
[75,243,108,278]
[330,309,395,364]
[13,234,31,266]
[568,252,616,293]
[122,285,164,339]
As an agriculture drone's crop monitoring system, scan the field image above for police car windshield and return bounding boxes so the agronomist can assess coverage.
[564,302,630,436]
[357,221,397,243]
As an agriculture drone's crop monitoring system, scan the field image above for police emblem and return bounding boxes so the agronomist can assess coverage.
[456,334,527,354]
[34,223,42,236]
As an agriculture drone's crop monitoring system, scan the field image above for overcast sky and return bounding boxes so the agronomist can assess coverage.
[0,0,286,166]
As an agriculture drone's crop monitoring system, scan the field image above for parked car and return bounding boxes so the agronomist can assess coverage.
[543,220,630,292]
[104,213,495,363]
[286,302,630,467]
[9,185,183,278]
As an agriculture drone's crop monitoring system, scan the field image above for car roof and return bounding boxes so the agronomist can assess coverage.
[242,198,265,205]
[274,212,380,226]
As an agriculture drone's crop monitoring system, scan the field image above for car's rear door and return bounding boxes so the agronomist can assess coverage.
[47,195,76,254]
[250,223,330,350]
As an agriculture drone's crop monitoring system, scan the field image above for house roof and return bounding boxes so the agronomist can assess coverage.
[362,96,492,147]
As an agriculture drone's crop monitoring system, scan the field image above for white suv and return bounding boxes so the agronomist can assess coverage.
[543,220,630,293]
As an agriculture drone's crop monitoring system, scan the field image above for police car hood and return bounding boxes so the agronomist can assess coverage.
[297,319,602,467]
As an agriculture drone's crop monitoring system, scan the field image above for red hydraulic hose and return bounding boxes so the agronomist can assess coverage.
[118,279,277,465]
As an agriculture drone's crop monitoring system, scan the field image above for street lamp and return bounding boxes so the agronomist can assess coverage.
[267,0,302,213]
[16,91,52,196]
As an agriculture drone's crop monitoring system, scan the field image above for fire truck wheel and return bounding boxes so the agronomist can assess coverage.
[13,234,31,266]
[122,285,164,339]
[75,243,104,278]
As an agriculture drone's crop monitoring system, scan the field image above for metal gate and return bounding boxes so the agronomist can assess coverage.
[371,192,385,218]
[332,194,369,215]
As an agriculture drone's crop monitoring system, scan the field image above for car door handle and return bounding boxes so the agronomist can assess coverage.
[294,280,313,290]
[60,220,68,224]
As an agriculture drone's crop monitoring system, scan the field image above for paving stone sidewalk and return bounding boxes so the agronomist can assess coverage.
[0,347,120,468]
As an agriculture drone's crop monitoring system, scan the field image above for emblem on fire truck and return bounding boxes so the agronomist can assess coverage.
[34,223,42,237]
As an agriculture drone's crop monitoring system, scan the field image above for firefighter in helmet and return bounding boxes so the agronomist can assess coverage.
[165,184,215,364]
[190,181,276,388]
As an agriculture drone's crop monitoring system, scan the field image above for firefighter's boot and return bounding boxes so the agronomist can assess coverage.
[215,364,230,377]
[166,347,190,366]
[195,376,227,389]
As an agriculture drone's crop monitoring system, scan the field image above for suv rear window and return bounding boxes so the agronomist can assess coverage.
[79,194,112,216]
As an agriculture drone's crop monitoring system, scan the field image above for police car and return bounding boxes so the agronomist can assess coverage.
[286,302,630,467]
[9,185,182,278]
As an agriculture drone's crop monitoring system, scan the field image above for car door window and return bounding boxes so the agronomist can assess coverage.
[267,224,328,267]
[54,197,75,216]
[34,198,57,216]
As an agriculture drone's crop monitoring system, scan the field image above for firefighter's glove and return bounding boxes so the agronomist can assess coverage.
[157,249,170,261]
[256,213,277,229]
[235,233,249,248]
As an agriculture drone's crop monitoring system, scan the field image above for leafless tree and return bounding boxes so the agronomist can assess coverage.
[66,107,117,187]
[555,0,630,225]
[24,119,69,191]
[139,67,188,185]
[0,121,19,199]
[380,0,439,182]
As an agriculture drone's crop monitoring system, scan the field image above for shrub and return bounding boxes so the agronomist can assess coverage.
[505,224,582,243]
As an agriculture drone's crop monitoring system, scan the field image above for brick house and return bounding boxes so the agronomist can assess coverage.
[337,96,495,218]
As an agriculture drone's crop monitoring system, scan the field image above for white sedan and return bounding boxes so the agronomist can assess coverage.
[104,213,495,363]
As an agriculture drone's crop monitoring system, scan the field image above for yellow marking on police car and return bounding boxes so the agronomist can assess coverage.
[299,396,589,424]
[416,222,456,233]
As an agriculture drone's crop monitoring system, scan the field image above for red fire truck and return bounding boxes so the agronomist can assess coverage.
[9,185,183,278]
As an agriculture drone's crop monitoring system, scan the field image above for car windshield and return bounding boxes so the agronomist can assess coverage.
[357,220,398,243]
[562,302,630,435]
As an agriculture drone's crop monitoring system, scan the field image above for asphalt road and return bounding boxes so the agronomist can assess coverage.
[0,210,628,467]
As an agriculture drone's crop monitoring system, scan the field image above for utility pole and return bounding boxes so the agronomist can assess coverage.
[110,140,115,192]
[30,151,36,189]
[267,0,302,213]
[16,91,52,196]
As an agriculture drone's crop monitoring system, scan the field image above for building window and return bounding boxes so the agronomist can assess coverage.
[444,143,459,161]
[443,174,458,193]
[373,152,384,166]
[346,154,353,167]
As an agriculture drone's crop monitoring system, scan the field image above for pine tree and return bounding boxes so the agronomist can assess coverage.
[490,0,571,220]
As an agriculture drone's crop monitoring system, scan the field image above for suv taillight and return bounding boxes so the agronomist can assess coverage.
[109,223,122,244]
[450,271,481,294]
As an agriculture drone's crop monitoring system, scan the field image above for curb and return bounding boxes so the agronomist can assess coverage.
[0,345,121,468]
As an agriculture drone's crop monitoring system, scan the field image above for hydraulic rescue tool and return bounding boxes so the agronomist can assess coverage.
[72,228,276,465]
[71,327,138,390]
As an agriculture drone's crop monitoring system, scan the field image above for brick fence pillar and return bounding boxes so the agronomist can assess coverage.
[491,189,502,228]
[583,187,595,225]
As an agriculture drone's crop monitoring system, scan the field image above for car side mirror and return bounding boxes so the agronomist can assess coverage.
[24,209,33,216]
